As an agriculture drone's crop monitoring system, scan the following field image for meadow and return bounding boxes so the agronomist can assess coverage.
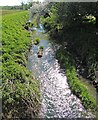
[2,10,40,118]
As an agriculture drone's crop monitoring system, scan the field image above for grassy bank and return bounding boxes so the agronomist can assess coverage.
[56,49,98,117]
[2,11,41,119]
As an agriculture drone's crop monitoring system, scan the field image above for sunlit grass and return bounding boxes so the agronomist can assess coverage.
[2,11,40,118]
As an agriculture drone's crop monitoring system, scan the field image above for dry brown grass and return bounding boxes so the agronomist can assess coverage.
[1,10,21,16]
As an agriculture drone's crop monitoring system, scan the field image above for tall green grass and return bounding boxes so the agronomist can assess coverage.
[2,11,40,118]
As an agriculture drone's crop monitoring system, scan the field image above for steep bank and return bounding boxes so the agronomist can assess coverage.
[2,11,40,119]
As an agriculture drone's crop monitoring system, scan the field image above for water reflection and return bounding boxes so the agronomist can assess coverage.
[27,25,95,118]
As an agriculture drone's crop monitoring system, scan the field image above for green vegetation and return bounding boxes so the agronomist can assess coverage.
[31,15,39,28]
[56,49,98,116]
[23,20,33,30]
[39,46,44,50]
[34,37,40,45]
[40,2,98,116]
[2,11,40,118]
[21,2,32,10]
[0,2,32,10]
[37,46,44,58]
[41,2,98,89]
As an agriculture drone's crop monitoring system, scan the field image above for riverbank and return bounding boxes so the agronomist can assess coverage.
[27,22,96,118]
[2,11,41,119]
[56,48,98,117]
[33,13,98,117]
[39,3,98,117]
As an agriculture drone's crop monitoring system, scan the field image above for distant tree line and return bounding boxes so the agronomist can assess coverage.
[1,2,32,10]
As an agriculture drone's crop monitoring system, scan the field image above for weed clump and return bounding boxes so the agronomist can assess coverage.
[34,37,40,45]
[39,46,44,50]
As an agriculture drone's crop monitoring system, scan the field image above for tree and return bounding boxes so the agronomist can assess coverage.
[42,2,98,82]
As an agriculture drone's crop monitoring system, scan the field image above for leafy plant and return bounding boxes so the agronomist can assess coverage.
[34,37,40,45]
[39,46,44,50]
[2,11,40,119]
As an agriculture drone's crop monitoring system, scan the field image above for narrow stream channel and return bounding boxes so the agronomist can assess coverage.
[27,24,95,118]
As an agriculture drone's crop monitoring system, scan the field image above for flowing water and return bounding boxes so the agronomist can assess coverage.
[27,24,95,118]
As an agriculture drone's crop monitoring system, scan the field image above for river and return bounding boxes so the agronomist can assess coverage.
[27,24,95,118]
